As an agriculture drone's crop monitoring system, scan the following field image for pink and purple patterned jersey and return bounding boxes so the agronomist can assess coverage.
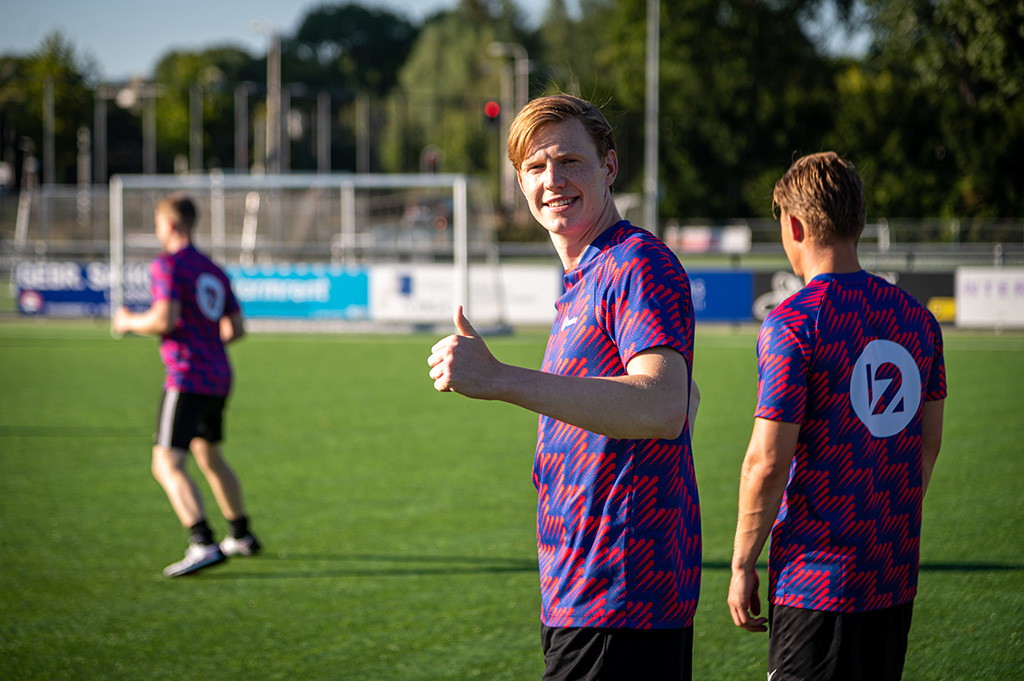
[535,221,700,629]
[756,270,946,612]
[150,245,239,396]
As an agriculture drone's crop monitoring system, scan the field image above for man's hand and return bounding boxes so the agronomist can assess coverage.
[428,306,503,398]
[113,306,132,335]
[728,567,768,632]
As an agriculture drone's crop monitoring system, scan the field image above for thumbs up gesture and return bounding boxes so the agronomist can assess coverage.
[428,305,500,397]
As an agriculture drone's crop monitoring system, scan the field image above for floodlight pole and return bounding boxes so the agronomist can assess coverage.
[643,0,660,237]
[487,42,529,218]
[252,22,282,174]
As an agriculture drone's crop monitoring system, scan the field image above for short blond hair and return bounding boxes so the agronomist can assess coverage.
[156,193,198,233]
[773,152,865,243]
[507,94,616,171]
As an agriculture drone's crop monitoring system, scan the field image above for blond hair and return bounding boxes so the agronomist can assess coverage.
[156,193,198,233]
[773,152,865,243]
[507,94,616,171]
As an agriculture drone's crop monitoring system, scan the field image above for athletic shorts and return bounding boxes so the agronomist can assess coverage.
[541,624,693,681]
[155,389,227,450]
[767,601,914,681]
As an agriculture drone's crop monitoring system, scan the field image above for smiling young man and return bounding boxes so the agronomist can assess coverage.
[727,152,946,680]
[428,94,701,680]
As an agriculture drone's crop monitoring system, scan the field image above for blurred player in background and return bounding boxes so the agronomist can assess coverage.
[429,94,701,681]
[115,193,260,577]
[728,152,946,680]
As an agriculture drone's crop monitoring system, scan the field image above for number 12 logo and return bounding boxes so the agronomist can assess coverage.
[849,340,922,438]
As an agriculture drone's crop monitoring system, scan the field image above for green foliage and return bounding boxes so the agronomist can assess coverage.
[289,4,418,96]
[0,322,1021,679]
[0,31,96,183]
[1,1,1022,217]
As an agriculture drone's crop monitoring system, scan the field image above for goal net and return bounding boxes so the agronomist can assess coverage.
[109,172,508,332]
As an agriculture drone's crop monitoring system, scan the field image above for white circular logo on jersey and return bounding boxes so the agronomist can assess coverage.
[849,339,921,438]
[196,272,226,322]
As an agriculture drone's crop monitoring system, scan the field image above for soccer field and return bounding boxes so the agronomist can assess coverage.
[1,320,1021,680]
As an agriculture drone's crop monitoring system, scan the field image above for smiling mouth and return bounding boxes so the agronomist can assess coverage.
[546,197,576,208]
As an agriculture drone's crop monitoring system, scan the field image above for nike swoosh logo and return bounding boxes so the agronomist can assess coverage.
[768,671,778,681]
[561,315,579,331]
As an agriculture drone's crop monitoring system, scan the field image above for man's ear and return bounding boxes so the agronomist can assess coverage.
[787,214,805,243]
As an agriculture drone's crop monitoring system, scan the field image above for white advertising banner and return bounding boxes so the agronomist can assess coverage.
[370,263,561,326]
[955,267,1024,329]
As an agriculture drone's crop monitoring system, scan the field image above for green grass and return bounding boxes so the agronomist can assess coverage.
[1,320,1022,680]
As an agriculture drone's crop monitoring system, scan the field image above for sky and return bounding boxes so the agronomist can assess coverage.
[0,0,556,82]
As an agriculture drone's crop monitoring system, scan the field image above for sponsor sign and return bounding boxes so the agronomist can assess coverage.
[14,261,150,317]
[955,267,1024,329]
[688,271,753,323]
[226,264,369,320]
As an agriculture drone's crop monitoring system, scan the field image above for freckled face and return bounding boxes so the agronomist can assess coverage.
[516,117,619,245]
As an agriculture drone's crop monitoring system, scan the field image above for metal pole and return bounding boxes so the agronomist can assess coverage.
[94,88,109,184]
[143,90,157,174]
[499,62,515,212]
[317,90,331,174]
[643,0,660,236]
[357,92,370,174]
[190,84,203,172]
[43,77,55,185]
[453,175,469,315]
[235,83,250,172]
[266,32,282,174]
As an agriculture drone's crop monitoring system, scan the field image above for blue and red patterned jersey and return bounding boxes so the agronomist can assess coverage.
[150,245,239,396]
[535,221,701,629]
[756,270,946,612]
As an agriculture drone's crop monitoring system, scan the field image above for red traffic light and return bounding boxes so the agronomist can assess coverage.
[484,100,501,119]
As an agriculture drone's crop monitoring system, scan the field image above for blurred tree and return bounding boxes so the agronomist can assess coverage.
[289,3,418,96]
[600,0,837,220]
[151,47,257,173]
[380,0,527,184]
[0,31,97,186]
[860,0,1024,217]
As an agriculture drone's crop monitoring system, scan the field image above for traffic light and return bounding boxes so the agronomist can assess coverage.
[484,100,501,126]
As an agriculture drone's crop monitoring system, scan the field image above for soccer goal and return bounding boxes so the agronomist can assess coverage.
[109,171,509,332]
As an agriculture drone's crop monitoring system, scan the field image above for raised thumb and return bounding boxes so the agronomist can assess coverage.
[454,305,480,338]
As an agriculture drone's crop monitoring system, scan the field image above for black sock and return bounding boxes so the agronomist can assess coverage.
[228,516,249,540]
[188,520,215,546]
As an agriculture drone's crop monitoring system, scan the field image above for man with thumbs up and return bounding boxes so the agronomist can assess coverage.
[428,94,701,681]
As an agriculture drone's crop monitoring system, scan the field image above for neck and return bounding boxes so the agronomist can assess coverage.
[799,240,861,283]
[165,234,191,255]
[552,207,622,272]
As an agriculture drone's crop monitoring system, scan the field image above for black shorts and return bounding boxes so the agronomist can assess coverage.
[541,624,693,681]
[155,389,227,450]
[768,601,914,681]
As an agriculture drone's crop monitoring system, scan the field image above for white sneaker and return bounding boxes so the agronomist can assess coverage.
[220,533,261,557]
[163,542,227,577]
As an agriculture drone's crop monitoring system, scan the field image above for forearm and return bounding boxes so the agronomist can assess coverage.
[732,468,787,571]
[119,307,171,336]
[491,362,688,440]
[731,419,798,571]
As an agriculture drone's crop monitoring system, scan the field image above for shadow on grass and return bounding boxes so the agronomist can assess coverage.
[700,560,1024,572]
[199,556,1024,581]
[0,425,145,438]
[201,551,540,580]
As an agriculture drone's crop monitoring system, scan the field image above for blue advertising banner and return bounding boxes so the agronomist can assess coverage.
[688,270,753,323]
[226,264,370,320]
[14,261,150,317]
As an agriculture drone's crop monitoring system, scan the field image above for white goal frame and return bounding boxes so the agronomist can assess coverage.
[109,172,479,327]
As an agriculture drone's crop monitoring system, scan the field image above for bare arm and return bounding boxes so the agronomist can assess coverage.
[921,399,944,495]
[113,299,180,337]
[428,306,691,441]
[221,311,245,344]
[728,417,800,632]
